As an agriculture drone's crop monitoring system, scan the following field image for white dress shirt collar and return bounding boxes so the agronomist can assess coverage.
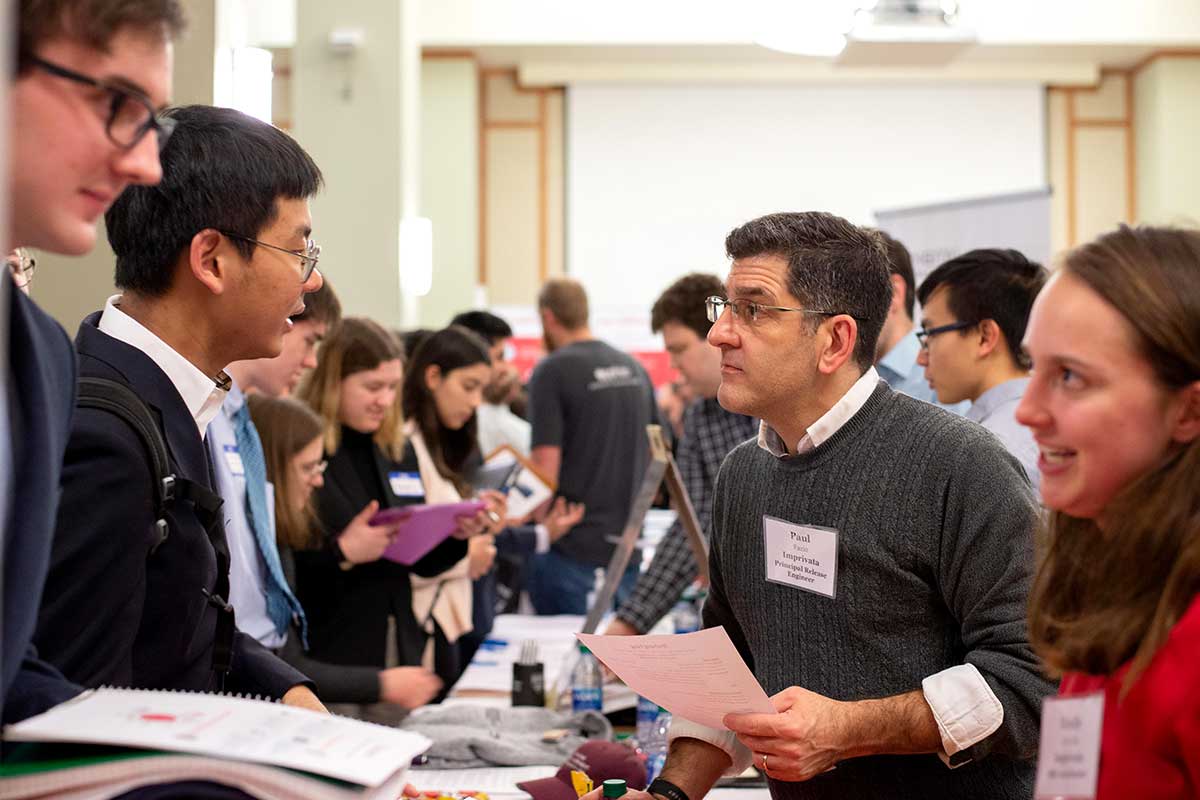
[757,366,880,458]
[98,294,229,435]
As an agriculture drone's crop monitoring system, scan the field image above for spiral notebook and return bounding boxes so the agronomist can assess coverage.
[1,687,431,799]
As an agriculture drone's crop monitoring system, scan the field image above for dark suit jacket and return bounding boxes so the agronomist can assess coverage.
[1,287,83,723]
[32,313,309,699]
[295,430,467,669]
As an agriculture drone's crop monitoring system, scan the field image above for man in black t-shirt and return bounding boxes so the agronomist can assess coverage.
[527,279,658,615]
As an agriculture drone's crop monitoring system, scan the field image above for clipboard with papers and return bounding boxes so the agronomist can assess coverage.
[483,445,557,522]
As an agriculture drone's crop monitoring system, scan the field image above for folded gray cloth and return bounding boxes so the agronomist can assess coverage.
[402,705,611,769]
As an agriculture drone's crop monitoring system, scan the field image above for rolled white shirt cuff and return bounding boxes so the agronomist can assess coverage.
[533,523,551,554]
[667,716,755,776]
[921,663,1004,767]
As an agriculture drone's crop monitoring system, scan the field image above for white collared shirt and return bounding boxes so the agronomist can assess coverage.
[672,366,1002,772]
[97,295,229,435]
[756,366,881,457]
[207,379,283,649]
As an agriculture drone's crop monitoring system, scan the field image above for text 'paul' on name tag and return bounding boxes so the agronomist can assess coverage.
[762,516,839,599]
[1034,692,1104,800]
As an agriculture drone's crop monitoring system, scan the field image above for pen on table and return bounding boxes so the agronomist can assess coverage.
[571,770,593,797]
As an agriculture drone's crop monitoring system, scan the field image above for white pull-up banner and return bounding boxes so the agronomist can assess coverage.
[874,187,1053,295]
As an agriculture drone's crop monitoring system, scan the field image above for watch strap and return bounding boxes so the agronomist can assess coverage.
[647,778,690,800]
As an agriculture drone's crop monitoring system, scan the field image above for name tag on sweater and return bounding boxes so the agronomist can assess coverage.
[762,517,838,598]
[389,471,424,498]
[1034,692,1104,800]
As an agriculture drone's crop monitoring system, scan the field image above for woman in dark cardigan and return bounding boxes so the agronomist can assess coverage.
[292,318,494,720]
[247,393,442,711]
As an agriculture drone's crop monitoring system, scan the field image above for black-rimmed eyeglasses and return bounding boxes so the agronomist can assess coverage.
[916,320,977,349]
[220,231,322,282]
[25,55,175,152]
[705,296,862,325]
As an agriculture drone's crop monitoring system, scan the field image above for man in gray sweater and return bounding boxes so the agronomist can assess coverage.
[625,212,1051,800]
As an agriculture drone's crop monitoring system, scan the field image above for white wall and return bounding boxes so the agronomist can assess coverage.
[293,0,406,327]
[567,83,1046,304]
[1135,57,1200,227]
[419,58,479,327]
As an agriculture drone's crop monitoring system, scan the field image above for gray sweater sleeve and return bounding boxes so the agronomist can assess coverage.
[935,427,1056,761]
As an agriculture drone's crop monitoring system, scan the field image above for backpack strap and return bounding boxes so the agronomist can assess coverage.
[75,376,235,684]
[77,377,174,555]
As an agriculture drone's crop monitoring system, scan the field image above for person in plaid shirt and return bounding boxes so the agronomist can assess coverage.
[606,273,757,635]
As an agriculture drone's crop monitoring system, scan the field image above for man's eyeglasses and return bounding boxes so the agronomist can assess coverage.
[6,249,35,290]
[915,320,977,349]
[705,296,859,325]
[25,55,175,152]
[220,231,322,282]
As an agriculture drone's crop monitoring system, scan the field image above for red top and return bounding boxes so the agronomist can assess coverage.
[1059,594,1200,799]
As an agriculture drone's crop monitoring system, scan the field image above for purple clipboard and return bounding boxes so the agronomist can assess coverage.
[373,500,485,566]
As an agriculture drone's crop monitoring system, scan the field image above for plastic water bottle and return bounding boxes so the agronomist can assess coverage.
[636,695,660,752]
[643,706,672,782]
[671,594,700,634]
[571,643,603,712]
[585,567,605,612]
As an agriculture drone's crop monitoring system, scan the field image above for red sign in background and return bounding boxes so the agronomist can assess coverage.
[509,337,678,389]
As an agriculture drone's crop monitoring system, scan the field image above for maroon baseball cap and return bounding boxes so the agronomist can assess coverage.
[517,741,647,800]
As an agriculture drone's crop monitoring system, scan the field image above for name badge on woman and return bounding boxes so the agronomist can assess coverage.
[1034,692,1104,800]
[762,516,838,599]
[388,471,424,498]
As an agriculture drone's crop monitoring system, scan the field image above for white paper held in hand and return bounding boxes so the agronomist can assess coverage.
[575,627,774,730]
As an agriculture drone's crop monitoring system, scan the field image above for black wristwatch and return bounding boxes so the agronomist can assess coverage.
[647,778,690,800]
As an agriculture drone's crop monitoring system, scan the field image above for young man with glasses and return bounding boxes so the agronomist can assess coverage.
[31,105,326,719]
[212,279,441,710]
[208,281,342,660]
[915,249,1048,488]
[869,229,967,413]
[3,0,183,725]
[604,213,1050,800]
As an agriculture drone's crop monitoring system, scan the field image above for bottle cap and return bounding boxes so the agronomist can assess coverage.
[602,779,627,798]
[578,642,591,654]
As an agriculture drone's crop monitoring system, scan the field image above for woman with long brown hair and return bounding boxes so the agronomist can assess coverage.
[294,317,492,721]
[246,394,441,711]
[1017,225,1200,797]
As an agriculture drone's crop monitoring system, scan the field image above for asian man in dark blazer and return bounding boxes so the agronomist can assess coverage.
[31,105,327,712]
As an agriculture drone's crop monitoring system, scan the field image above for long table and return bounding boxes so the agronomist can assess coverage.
[430,613,768,800]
